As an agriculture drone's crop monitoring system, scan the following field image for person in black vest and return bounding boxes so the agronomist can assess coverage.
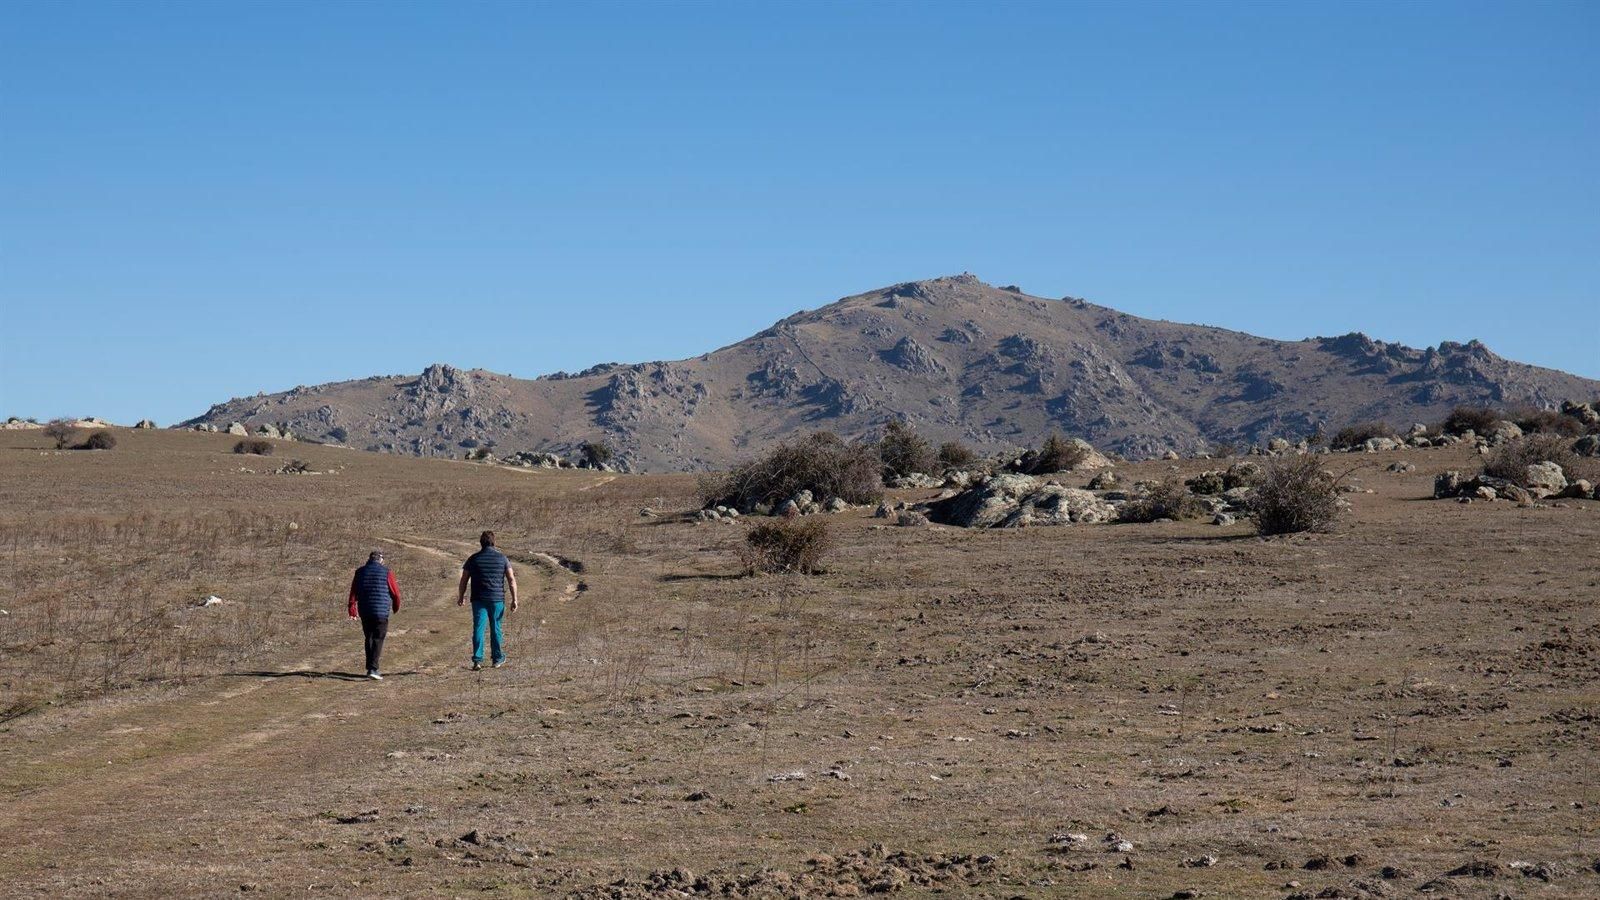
[457,531,518,670]
[347,550,402,680]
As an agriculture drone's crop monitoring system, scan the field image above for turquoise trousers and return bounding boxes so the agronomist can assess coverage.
[471,600,505,664]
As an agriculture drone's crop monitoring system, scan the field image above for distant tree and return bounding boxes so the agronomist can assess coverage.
[43,419,75,449]
[878,420,937,478]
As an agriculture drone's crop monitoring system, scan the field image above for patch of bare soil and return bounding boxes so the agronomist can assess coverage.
[2,429,1598,898]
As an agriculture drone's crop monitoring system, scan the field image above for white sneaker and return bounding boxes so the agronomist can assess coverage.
[368,671,382,681]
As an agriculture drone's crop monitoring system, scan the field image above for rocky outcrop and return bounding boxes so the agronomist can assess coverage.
[925,474,1116,528]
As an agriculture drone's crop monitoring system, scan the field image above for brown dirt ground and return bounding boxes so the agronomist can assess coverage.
[1,429,1597,898]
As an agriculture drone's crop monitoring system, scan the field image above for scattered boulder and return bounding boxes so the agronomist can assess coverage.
[1558,479,1592,499]
[1087,470,1119,490]
[255,423,283,439]
[1573,434,1600,457]
[1523,462,1567,496]
[873,502,891,519]
[1434,471,1469,498]
[1386,461,1415,473]
[1224,461,1264,489]
[1212,513,1236,526]
[824,496,848,513]
[134,419,156,429]
[895,511,928,527]
[1162,450,1181,460]
[226,422,248,436]
[1362,437,1400,452]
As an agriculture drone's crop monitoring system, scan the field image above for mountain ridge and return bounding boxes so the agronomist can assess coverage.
[182,275,1600,469]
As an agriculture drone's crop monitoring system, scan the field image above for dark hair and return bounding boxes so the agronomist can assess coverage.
[479,530,495,547]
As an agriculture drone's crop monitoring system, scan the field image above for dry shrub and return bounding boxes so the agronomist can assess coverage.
[1251,455,1342,535]
[878,420,936,477]
[1442,406,1500,436]
[1482,434,1588,485]
[937,441,978,470]
[233,439,274,456]
[739,518,832,574]
[80,430,117,450]
[1330,421,1391,449]
[1507,407,1585,437]
[1119,476,1203,523]
[701,432,882,511]
[1025,432,1089,474]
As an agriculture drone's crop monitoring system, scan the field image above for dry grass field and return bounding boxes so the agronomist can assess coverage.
[2,428,1598,898]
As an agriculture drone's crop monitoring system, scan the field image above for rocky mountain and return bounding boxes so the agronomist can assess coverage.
[182,275,1600,470]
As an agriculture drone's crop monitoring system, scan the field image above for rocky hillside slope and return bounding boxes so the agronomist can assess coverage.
[181,275,1600,470]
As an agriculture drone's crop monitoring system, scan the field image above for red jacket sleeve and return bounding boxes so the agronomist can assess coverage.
[388,571,402,612]
[348,572,359,617]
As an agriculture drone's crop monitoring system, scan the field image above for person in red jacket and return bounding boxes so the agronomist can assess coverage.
[348,550,402,680]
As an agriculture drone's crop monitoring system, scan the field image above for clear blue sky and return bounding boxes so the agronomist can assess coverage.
[2,0,1595,424]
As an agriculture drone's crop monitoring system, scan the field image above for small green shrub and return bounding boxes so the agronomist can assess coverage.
[1251,456,1342,535]
[233,439,274,456]
[580,440,612,466]
[739,518,833,574]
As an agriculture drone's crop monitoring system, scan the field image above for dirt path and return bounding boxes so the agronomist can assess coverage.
[0,532,581,895]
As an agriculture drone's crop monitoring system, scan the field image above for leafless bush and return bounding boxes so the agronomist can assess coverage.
[739,518,833,575]
[80,430,117,450]
[937,441,978,470]
[1507,407,1585,437]
[700,432,883,511]
[233,439,274,456]
[1330,421,1391,449]
[1482,434,1587,485]
[1118,476,1204,523]
[1251,456,1343,535]
[1442,406,1499,436]
[43,419,75,449]
[878,420,936,477]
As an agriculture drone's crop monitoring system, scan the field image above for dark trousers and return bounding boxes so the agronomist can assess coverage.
[360,615,389,672]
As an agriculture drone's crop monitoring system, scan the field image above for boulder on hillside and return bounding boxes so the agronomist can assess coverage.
[226,422,248,436]
[1574,435,1600,458]
[135,419,156,429]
